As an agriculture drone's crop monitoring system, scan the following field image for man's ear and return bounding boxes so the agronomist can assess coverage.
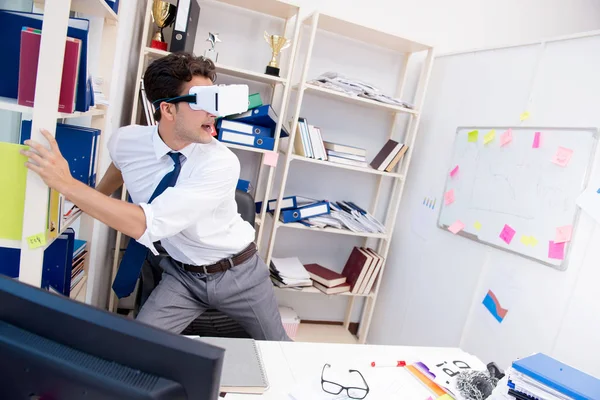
[160,102,176,121]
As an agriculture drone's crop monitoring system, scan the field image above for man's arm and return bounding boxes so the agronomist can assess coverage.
[22,130,147,240]
[95,162,124,196]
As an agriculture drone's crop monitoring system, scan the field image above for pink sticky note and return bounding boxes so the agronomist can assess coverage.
[263,151,279,167]
[448,220,465,234]
[450,165,459,178]
[555,225,573,243]
[532,132,541,148]
[552,147,573,167]
[548,241,565,260]
[444,189,455,205]
[499,224,516,244]
[500,129,513,146]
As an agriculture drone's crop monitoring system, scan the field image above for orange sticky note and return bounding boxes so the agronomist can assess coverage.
[555,225,573,243]
[552,147,573,167]
[444,189,455,205]
[448,220,465,234]
[27,233,46,249]
[263,151,279,167]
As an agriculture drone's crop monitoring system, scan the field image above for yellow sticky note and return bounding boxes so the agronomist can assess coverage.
[484,129,496,144]
[437,395,454,400]
[0,143,28,241]
[27,233,46,249]
[529,236,538,247]
[474,221,482,230]
[520,235,531,246]
[262,151,279,167]
[467,130,479,143]
[520,111,530,121]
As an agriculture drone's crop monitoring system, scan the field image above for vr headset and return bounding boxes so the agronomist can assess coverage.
[152,84,249,117]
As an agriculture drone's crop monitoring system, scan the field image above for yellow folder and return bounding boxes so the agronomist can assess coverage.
[0,143,28,241]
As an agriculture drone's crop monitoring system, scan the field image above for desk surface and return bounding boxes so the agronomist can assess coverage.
[225,340,478,399]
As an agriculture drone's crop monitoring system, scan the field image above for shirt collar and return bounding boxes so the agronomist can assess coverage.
[152,125,195,160]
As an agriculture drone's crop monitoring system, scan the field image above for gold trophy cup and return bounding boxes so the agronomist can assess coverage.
[264,31,291,77]
[151,0,177,51]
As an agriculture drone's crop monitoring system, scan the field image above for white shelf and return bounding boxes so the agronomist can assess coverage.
[275,285,373,297]
[223,142,274,154]
[297,83,418,114]
[0,239,20,249]
[276,221,388,239]
[35,0,118,21]
[289,154,404,178]
[0,97,106,119]
[212,0,299,19]
[144,47,286,85]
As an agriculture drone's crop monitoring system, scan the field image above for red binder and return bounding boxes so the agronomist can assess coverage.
[17,27,81,113]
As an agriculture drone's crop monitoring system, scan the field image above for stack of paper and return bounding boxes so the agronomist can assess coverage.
[270,257,312,288]
[304,201,386,234]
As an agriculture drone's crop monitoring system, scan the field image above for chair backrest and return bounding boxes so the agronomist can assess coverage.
[235,190,255,226]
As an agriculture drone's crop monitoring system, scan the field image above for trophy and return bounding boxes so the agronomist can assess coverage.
[204,32,221,62]
[150,0,177,51]
[264,31,290,77]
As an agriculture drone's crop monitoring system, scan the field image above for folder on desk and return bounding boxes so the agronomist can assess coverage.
[218,129,275,150]
[280,201,330,223]
[0,10,91,112]
[217,119,272,137]
[227,104,289,137]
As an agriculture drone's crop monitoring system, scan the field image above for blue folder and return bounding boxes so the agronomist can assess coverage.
[21,121,100,187]
[218,129,275,150]
[227,105,289,137]
[41,228,75,295]
[280,201,330,223]
[0,247,21,278]
[512,353,600,400]
[217,119,272,137]
[0,10,91,112]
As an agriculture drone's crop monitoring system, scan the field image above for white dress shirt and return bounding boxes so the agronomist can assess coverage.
[107,124,255,266]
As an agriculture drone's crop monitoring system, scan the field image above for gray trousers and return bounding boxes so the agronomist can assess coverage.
[136,252,289,341]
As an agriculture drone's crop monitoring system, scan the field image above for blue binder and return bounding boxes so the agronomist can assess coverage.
[255,195,299,214]
[227,105,289,137]
[21,121,100,187]
[218,129,275,150]
[41,228,75,296]
[217,119,272,137]
[0,10,91,112]
[280,201,330,223]
[512,353,600,400]
[0,247,21,278]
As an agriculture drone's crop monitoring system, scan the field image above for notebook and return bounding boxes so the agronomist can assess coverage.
[195,337,269,394]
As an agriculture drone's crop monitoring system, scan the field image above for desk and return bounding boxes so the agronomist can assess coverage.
[225,340,481,399]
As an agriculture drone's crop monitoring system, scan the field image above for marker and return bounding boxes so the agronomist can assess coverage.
[370,360,406,368]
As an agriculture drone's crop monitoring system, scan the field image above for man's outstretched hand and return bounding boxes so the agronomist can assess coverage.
[21,129,75,193]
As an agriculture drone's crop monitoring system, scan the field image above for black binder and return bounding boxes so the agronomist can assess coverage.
[169,0,200,53]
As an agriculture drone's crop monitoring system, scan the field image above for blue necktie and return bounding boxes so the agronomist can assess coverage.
[112,152,182,298]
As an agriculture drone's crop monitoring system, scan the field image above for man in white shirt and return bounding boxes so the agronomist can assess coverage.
[21,52,289,341]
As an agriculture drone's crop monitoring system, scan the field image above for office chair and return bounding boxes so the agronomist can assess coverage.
[137,190,256,338]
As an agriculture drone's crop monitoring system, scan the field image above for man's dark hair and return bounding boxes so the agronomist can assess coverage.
[143,52,217,122]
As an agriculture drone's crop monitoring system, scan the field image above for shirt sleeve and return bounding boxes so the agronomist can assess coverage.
[106,127,122,170]
[135,156,238,254]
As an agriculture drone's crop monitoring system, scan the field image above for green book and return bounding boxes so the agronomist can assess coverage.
[248,93,262,110]
[0,143,28,240]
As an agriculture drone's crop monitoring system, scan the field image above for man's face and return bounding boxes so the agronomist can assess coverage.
[173,75,215,144]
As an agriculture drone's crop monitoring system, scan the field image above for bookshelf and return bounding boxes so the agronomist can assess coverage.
[264,11,435,344]
[5,0,120,302]
[108,0,302,312]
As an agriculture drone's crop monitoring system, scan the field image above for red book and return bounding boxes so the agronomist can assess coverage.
[313,281,351,295]
[341,247,372,293]
[304,263,346,288]
[18,27,81,113]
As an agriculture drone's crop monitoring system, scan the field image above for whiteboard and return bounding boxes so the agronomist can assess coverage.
[438,126,597,269]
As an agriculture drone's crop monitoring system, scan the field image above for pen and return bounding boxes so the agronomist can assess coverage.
[370,360,406,368]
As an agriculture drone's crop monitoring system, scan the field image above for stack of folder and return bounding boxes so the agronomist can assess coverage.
[270,257,312,289]
[506,353,600,399]
[323,140,369,168]
[255,195,330,223]
[216,94,289,150]
[293,118,328,161]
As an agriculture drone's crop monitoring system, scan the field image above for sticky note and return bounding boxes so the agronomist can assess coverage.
[548,240,565,260]
[533,131,541,148]
[552,147,573,167]
[499,224,516,244]
[555,225,573,243]
[444,189,455,205]
[438,396,454,400]
[500,129,513,146]
[468,130,479,143]
[520,111,530,121]
[530,236,538,247]
[27,233,46,249]
[448,220,465,234]
[520,235,530,245]
[484,129,496,144]
[263,151,279,167]
[450,165,459,178]
[474,221,482,230]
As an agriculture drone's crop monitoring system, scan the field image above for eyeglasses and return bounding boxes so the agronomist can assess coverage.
[321,363,370,399]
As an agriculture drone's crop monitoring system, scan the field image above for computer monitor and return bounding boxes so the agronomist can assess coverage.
[0,275,224,399]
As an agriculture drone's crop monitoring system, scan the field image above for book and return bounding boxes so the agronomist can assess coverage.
[304,263,347,287]
[341,247,372,294]
[195,337,269,394]
[370,140,404,171]
[323,141,367,157]
[313,281,351,294]
[384,144,409,172]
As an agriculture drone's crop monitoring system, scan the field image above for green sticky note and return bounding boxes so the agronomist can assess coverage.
[484,129,496,144]
[0,143,28,241]
[468,130,479,143]
[27,233,46,249]
[474,221,482,230]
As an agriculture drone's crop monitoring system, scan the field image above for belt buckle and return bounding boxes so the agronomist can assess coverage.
[202,265,209,274]
[227,257,234,269]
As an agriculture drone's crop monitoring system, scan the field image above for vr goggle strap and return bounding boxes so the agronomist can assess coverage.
[152,94,197,111]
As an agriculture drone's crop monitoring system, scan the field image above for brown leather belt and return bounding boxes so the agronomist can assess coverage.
[176,243,257,274]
